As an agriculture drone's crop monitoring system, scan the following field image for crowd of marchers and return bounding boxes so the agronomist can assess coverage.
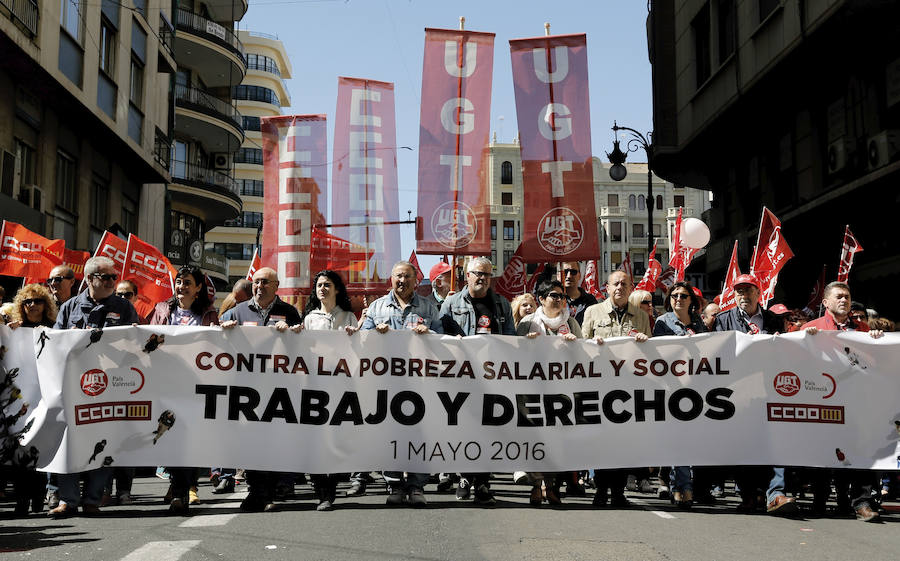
[0,255,895,523]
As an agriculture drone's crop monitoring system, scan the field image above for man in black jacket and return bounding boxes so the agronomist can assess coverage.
[713,274,795,515]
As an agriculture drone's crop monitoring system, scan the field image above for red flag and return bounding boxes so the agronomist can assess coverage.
[750,207,794,308]
[63,249,90,280]
[123,234,177,318]
[836,225,863,282]
[668,208,698,282]
[617,252,633,283]
[246,247,261,280]
[582,259,600,298]
[635,243,658,292]
[417,28,494,255]
[204,274,216,303]
[657,265,676,292]
[510,33,599,262]
[332,77,401,290]
[261,114,328,296]
[525,263,546,294]
[0,221,65,280]
[408,250,425,283]
[93,231,127,274]
[717,241,742,312]
[493,245,528,301]
[803,265,827,316]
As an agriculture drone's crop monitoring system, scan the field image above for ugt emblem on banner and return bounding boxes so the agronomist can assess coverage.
[431,201,477,249]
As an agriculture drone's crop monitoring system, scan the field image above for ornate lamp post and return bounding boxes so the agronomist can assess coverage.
[606,121,655,262]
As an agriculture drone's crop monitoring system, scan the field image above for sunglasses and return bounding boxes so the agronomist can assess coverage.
[116,291,135,299]
[47,276,74,284]
[252,278,273,285]
[91,273,118,282]
[23,298,45,306]
[545,292,565,301]
[641,300,652,305]
[562,268,580,276]
[467,270,490,278]
[671,293,691,300]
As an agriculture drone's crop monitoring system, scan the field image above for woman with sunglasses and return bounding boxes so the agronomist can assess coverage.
[629,289,656,330]
[515,280,583,506]
[653,281,707,508]
[6,284,57,515]
[298,270,358,511]
[148,266,219,514]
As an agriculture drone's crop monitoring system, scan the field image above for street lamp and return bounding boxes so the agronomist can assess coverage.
[606,121,655,264]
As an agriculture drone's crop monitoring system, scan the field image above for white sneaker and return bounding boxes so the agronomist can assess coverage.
[513,471,529,484]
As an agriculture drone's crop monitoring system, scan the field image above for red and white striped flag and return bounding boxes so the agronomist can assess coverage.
[246,247,261,280]
[803,265,827,316]
[836,225,863,282]
[635,243,660,292]
[618,252,633,283]
[750,207,793,308]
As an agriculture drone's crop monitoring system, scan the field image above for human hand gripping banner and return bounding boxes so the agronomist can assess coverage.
[5,325,900,474]
[509,34,599,262]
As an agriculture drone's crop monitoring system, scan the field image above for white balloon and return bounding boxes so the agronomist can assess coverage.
[681,218,710,249]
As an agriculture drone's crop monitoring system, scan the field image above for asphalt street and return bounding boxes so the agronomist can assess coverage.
[2,475,899,561]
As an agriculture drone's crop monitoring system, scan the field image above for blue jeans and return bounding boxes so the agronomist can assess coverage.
[672,466,692,492]
[383,471,429,492]
[57,468,111,506]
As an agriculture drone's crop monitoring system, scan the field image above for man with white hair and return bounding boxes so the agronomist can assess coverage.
[49,256,140,518]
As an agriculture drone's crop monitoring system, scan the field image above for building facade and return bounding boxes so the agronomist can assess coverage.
[648,0,900,315]
[0,0,174,294]
[204,30,292,296]
[485,138,710,291]
[157,0,248,289]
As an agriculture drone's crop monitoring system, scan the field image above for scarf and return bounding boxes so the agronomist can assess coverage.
[532,304,570,334]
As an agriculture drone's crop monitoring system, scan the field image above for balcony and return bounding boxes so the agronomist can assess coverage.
[174,84,244,152]
[667,207,696,218]
[169,160,242,224]
[0,0,38,37]
[600,206,626,217]
[174,8,246,88]
[487,204,521,215]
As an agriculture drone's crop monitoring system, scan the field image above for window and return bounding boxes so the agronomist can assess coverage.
[235,148,263,165]
[503,249,513,267]
[60,0,85,44]
[503,220,515,241]
[607,194,618,207]
[674,195,685,207]
[610,251,622,269]
[90,179,108,231]
[491,250,497,265]
[122,195,137,235]
[99,18,116,75]
[610,221,622,242]
[632,224,644,238]
[241,212,263,228]
[132,0,146,17]
[239,179,264,197]
[692,2,711,88]
[490,220,496,241]
[129,56,144,107]
[718,0,735,64]
[501,161,513,184]
[653,224,662,237]
[15,139,36,191]
[245,53,280,75]
[242,116,261,131]
[501,191,513,205]
[210,243,255,260]
[232,85,280,106]
[638,195,645,210]
[56,151,77,212]
[759,0,780,22]
[656,195,663,210]
[628,194,636,210]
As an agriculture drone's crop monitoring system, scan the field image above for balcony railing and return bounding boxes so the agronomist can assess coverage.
[158,16,175,58]
[247,30,278,40]
[175,8,246,64]
[246,59,280,76]
[487,204,521,214]
[154,128,171,169]
[174,84,243,132]
[667,207,695,218]
[170,159,239,197]
[600,206,626,217]
[1,0,39,37]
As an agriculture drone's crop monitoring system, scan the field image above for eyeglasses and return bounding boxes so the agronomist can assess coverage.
[252,278,273,286]
[671,293,691,300]
[545,292,565,301]
[467,270,490,279]
[116,291,134,299]
[47,276,74,284]
[641,300,653,305]
[23,298,44,306]
[849,313,867,321]
[91,273,118,282]
[563,268,580,276]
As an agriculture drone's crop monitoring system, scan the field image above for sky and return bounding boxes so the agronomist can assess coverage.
[238,0,654,270]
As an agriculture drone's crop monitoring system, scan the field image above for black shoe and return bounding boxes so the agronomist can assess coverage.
[610,495,629,507]
[408,488,427,507]
[240,496,267,512]
[386,488,406,506]
[213,478,235,494]
[456,478,471,500]
[436,478,454,493]
[473,484,496,507]
[592,492,608,507]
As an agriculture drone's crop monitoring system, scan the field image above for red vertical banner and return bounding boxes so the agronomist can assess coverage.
[332,77,401,292]
[416,28,495,255]
[260,115,328,296]
[509,34,598,262]
[493,244,528,301]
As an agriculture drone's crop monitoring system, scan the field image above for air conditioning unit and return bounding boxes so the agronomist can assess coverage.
[867,130,900,170]
[827,137,854,174]
[212,153,231,170]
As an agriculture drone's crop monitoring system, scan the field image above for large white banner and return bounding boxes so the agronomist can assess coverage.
[2,325,899,474]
